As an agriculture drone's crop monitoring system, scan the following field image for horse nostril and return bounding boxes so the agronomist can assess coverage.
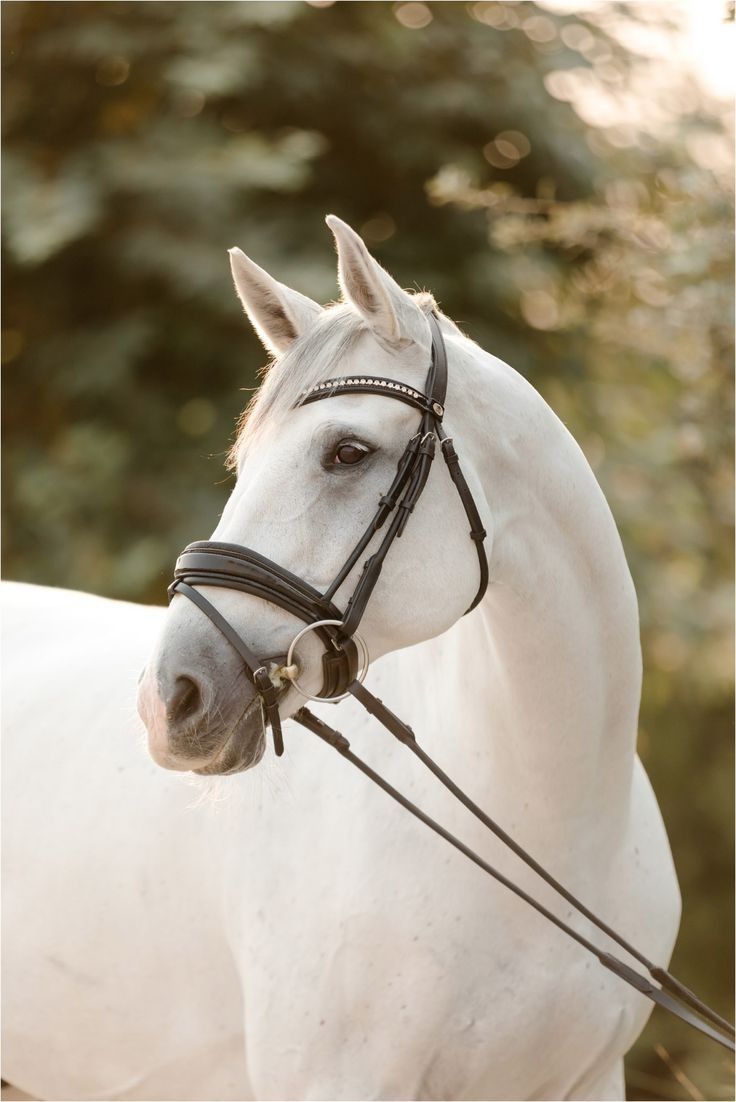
[167,675,203,725]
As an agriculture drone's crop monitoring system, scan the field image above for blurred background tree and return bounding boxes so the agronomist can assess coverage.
[2,1,732,1097]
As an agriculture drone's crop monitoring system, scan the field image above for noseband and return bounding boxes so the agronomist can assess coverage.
[167,311,734,1053]
[169,312,488,754]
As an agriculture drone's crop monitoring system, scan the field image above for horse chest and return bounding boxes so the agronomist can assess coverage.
[233,877,628,1100]
[224,762,631,1100]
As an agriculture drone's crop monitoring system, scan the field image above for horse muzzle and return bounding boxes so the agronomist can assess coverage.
[168,542,365,755]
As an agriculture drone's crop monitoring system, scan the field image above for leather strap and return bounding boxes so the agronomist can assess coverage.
[339,434,437,638]
[346,681,735,1040]
[293,703,735,1052]
[322,433,422,603]
[437,427,488,612]
[426,310,448,408]
[171,580,285,755]
[171,543,340,622]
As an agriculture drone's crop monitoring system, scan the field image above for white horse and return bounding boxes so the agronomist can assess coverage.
[3,216,680,1101]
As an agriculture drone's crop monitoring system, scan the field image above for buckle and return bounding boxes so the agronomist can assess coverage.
[253,666,277,704]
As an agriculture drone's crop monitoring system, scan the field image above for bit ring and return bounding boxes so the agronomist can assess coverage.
[284,619,370,703]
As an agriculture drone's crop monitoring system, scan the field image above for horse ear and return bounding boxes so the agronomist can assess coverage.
[228,247,323,357]
[325,215,425,346]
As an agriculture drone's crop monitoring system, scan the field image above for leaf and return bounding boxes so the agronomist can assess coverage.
[2,152,104,264]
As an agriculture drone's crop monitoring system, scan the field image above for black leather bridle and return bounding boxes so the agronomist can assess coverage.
[168,311,734,1053]
[169,312,486,755]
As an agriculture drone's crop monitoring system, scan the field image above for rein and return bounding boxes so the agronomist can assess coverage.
[168,311,734,1053]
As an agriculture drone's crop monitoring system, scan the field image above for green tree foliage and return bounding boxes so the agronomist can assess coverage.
[2,3,732,1097]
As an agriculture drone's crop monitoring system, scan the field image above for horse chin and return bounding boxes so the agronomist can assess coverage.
[191,708,267,776]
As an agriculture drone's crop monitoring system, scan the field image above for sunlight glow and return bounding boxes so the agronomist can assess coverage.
[539,0,735,101]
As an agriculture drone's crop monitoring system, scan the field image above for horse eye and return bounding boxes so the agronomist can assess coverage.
[333,441,370,466]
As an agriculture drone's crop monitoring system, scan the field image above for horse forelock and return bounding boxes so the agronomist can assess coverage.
[228,292,439,469]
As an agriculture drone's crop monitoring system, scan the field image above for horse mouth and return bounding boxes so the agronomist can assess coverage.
[191,699,268,775]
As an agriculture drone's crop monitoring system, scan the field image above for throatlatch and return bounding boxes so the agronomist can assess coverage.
[168,310,734,1053]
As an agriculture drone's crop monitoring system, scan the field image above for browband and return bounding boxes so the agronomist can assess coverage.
[300,376,444,419]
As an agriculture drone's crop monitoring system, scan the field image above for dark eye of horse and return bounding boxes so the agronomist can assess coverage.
[333,441,370,466]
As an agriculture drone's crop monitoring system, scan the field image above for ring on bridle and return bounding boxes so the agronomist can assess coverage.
[283,619,370,703]
[167,309,735,1053]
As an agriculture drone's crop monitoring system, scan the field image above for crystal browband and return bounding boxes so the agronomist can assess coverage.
[299,375,444,419]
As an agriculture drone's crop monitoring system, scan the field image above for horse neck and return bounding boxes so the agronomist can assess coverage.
[428,340,642,841]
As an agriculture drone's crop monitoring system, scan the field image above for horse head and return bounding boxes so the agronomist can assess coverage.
[138,216,489,774]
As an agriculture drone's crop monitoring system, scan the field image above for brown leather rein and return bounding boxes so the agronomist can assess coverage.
[168,312,734,1053]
